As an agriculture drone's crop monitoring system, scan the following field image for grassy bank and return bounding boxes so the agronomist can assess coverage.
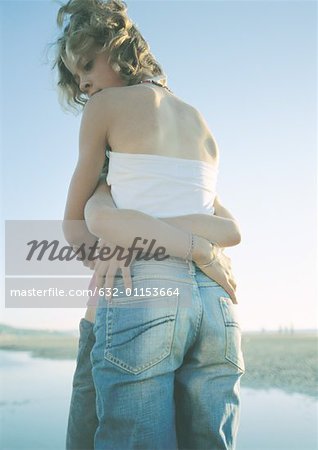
[241,332,317,397]
[0,324,78,360]
[1,324,317,398]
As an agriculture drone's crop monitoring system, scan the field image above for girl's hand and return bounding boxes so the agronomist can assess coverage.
[94,239,136,299]
[197,249,238,304]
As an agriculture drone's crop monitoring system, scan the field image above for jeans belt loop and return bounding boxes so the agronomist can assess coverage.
[187,259,196,276]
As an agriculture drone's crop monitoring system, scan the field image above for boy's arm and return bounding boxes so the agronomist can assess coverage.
[84,180,212,264]
[85,180,241,249]
[162,195,241,246]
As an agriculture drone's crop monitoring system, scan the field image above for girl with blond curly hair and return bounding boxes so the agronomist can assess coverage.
[52,0,245,448]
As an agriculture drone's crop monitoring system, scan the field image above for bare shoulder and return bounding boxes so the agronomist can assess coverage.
[84,84,152,117]
[82,87,117,115]
[81,87,123,132]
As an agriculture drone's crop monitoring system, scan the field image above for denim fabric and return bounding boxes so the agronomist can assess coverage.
[66,318,97,450]
[91,256,245,450]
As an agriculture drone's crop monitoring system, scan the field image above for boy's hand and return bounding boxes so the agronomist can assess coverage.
[197,249,237,304]
[94,239,136,299]
[71,233,99,270]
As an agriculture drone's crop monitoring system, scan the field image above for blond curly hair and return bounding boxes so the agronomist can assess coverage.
[51,0,165,112]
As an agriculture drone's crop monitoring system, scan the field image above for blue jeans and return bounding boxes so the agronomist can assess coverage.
[66,318,98,450]
[89,256,245,450]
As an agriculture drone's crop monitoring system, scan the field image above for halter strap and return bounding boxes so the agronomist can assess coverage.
[137,78,173,94]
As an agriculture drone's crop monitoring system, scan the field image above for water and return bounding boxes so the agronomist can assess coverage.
[237,388,318,450]
[0,350,317,450]
[0,350,74,450]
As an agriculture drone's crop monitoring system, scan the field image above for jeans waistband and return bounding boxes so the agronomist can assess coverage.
[120,255,196,281]
[114,256,220,288]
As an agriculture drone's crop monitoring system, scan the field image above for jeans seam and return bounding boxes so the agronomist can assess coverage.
[219,297,245,373]
[189,286,203,349]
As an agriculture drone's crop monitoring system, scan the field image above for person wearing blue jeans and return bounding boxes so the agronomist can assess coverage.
[91,257,245,449]
[66,254,245,449]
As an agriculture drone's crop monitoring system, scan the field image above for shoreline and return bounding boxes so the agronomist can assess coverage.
[1,326,317,399]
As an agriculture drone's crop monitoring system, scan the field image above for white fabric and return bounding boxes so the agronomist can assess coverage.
[106,151,218,218]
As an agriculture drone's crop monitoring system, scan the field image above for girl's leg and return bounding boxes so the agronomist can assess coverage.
[66,317,98,450]
[174,268,245,450]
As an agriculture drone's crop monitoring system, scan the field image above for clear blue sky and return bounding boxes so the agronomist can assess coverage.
[1,0,317,331]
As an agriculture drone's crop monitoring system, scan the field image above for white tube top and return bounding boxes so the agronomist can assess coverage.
[106,149,219,218]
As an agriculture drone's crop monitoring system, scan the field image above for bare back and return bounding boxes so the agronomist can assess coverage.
[101,83,219,166]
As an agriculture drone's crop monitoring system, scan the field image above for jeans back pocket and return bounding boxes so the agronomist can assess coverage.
[219,297,245,373]
[104,280,179,374]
